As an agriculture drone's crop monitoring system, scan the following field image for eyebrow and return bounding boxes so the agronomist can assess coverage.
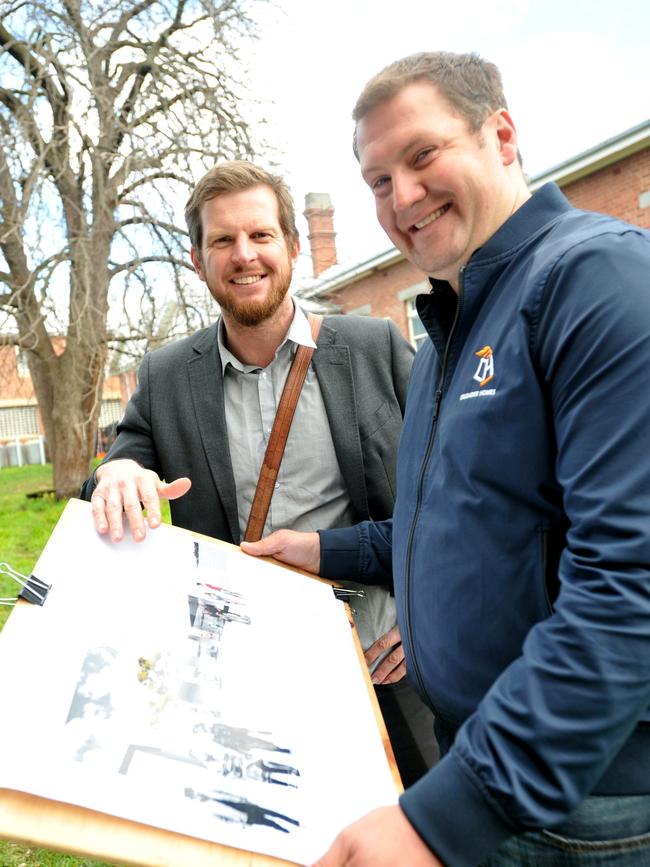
[361,135,438,181]
[204,224,279,242]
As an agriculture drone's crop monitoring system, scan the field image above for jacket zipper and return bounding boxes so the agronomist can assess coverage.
[403,269,465,707]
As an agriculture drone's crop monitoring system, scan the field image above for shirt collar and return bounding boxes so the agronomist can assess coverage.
[217,300,316,374]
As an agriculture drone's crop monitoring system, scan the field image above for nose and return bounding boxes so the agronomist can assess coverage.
[231,234,256,266]
[392,171,426,214]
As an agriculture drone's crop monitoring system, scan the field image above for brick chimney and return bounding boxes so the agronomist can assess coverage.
[303,192,338,277]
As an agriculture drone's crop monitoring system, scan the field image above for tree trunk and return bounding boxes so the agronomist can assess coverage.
[43,348,105,498]
[50,399,100,499]
[33,242,110,499]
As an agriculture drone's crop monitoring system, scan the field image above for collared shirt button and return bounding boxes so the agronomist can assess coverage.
[274,482,280,489]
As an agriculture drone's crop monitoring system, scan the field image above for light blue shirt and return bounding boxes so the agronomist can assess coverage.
[217,302,396,651]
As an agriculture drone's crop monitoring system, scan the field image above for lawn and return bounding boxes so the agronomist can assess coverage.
[0,464,68,631]
[0,463,169,867]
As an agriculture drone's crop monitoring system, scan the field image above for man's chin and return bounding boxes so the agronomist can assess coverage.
[218,285,290,327]
[222,298,284,327]
[229,307,274,327]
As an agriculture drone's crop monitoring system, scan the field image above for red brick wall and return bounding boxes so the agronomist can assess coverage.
[561,149,650,229]
[0,343,132,405]
[324,258,427,337]
[0,346,36,400]
[325,146,650,344]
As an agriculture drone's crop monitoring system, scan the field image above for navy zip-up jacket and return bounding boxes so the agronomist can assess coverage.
[319,184,650,865]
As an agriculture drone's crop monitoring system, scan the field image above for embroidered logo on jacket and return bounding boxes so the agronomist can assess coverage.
[473,345,494,386]
[460,345,496,401]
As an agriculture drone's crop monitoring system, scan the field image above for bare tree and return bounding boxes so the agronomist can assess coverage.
[0,0,265,496]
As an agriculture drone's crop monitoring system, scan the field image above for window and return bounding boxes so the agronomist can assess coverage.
[99,399,123,428]
[15,347,31,378]
[406,298,427,350]
[0,405,39,439]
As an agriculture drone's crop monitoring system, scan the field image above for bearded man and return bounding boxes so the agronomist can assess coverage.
[80,160,438,786]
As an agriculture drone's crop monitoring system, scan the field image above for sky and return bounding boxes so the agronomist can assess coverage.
[246,0,650,276]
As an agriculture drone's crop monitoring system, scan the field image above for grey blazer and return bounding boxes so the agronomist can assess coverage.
[81,314,414,543]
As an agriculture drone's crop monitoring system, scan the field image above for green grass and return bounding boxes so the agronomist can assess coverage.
[0,464,68,630]
[0,463,170,866]
[0,842,111,866]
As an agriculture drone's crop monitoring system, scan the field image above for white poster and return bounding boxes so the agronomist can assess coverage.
[0,499,398,865]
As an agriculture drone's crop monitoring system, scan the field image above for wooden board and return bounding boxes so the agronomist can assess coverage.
[0,526,401,867]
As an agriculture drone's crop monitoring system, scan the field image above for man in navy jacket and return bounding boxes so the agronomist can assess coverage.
[243,52,650,865]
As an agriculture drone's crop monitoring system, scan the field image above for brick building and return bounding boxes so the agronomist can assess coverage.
[0,341,136,465]
[298,120,650,349]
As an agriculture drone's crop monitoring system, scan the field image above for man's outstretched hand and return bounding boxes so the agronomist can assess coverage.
[91,458,191,542]
[241,529,321,575]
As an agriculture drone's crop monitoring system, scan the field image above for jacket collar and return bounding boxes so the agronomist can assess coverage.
[426,183,573,297]
[417,183,574,364]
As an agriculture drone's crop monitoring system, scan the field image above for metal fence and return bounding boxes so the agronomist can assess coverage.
[0,436,47,468]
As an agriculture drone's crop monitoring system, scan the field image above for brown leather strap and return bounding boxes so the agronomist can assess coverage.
[243,313,323,542]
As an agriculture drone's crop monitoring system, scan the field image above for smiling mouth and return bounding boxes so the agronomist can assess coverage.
[231,274,265,285]
[410,204,451,233]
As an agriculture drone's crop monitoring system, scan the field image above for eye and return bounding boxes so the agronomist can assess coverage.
[414,147,435,165]
[251,231,271,240]
[212,235,232,247]
[370,175,391,193]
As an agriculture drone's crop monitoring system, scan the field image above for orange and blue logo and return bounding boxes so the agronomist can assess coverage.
[473,345,494,387]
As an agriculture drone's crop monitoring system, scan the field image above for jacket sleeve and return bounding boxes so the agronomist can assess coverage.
[79,354,161,499]
[400,230,650,866]
[319,518,394,585]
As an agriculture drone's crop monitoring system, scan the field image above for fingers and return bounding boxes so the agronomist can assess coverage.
[310,831,348,867]
[144,477,191,531]
[372,652,406,685]
[314,806,442,867]
[365,626,407,685]
[364,625,401,666]
[241,530,321,574]
[91,460,191,543]
[90,492,112,536]
[121,481,150,541]
[159,477,192,501]
[240,535,282,556]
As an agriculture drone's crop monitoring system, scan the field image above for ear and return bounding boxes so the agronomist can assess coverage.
[493,109,519,167]
[190,247,206,282]
[289,237,300,268]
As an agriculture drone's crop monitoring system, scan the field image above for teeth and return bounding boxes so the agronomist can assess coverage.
[414,204,449,230]
[232,275,263,285]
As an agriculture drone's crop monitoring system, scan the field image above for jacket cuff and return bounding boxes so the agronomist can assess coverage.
[399,751,515,866]
[318,526,363,580]
[79,467,100,500]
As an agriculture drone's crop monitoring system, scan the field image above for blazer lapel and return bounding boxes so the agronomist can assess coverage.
[188,325,241,543]
[312,322,370,521]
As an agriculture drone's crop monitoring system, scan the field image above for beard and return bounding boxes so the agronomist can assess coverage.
[209,259,293,328]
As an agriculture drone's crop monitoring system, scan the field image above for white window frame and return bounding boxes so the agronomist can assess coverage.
[398,282,430,350]
[15,347,31,378]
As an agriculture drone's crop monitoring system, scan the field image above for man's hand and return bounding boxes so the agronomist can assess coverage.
[365,625,406,685]
[310,805,443,867]
[240,529,320,575]
[91,459,191,543]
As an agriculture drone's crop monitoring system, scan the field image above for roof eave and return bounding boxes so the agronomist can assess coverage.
[530,120,650,190]
[297,247,404,299]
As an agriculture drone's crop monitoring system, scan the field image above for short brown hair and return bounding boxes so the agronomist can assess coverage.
[185,160,299,252]
[352,51,509,158]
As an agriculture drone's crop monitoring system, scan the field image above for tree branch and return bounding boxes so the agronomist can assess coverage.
[109,255,193,277]
[117,216,187,235]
